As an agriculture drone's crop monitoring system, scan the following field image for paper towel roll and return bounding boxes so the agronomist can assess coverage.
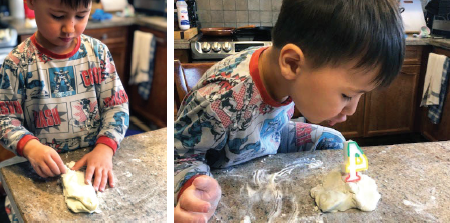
[101,0,128,12]
[9,0,25,19]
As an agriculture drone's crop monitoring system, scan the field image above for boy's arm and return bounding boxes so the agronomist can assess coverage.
[95,43,129,153]
[0,56,37,156]
[174,92,227,204]
[278,121,345,153]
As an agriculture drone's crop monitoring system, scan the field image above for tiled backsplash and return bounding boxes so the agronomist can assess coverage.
[196,0,431,28]
[196,0,282,28]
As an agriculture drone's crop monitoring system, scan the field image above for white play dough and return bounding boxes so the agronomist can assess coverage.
[310,171,381,212]
[61,161,100,213]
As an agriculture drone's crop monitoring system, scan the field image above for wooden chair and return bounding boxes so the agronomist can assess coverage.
[0,145,15,162]
[174,60,215,117]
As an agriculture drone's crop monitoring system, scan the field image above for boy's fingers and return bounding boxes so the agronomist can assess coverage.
[108,170,114,188]
[38,164,54,177]
[179,192,211,213]
[34,165,47,178]
[99,169,108,192]
[85,165,95,185]
[51,153,66,174]
[192,176,217,192]
[174,206,208,223]
[44,158,61,176]
[71,157,86,171]
[93,169,102,191]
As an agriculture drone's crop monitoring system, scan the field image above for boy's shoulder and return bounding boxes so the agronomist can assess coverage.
[3,37,34,66]
[188,47,262,101]
[201,47,260,82]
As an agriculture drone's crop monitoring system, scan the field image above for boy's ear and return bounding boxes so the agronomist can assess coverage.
[278,44,305,81]
[26,0,36,10]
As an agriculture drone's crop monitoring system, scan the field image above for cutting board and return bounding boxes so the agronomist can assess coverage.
[401,0,427,33]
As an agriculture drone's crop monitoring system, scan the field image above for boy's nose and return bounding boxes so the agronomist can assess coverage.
[62,21,75,34]
[342,97,359,116]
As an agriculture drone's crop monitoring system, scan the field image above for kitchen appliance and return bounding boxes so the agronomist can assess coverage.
[131,0,166,16]
[400,0,426,33]
[191,26,273,61]
[428,0,450,37]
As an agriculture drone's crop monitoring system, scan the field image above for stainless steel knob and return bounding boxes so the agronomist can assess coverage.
[223,42,232,52]
[201,42,211,52]
[212,42,222,52]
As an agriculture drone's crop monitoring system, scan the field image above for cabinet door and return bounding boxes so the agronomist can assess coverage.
[129,27,167,128]
[364,65,421,136]
[107,45,128,83]
[420,47,450,141]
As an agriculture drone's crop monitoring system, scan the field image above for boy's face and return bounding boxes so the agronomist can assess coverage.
[28,0,91,52]
[290,62,378,126]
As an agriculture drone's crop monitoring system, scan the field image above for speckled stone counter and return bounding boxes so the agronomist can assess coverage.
[211,141,450,222]
[174,34,202,50]
[0,128,167,222]
[429,38,450,50]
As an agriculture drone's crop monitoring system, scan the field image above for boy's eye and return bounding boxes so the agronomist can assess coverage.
[52,14,63,20]
[342,94,352,101]
[76,15,86,19]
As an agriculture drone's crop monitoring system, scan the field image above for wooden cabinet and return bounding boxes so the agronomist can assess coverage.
[174,49,191,63]
[363,64,421,136]
[128,26,167,128]
[420,47,450,141]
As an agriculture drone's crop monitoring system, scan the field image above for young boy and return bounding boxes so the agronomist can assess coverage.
[0,0,129,193]
[174,0,405,221]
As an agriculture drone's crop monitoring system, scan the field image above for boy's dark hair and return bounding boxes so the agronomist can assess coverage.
[272,0,405,87]
[60,0,92,10]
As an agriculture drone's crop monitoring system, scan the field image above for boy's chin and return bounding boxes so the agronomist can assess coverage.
[303,117,323,124]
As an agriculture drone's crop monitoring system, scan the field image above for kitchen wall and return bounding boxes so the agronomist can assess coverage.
[196,0,282,28]
[197,0,431,28]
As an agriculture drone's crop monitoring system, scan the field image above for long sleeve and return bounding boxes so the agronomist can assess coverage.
[278,121,345,153]
[174,90,228,204]
[96,43,129,153]
[0,56,35,155]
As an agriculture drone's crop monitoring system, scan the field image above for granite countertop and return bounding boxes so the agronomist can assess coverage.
[5,15,167,35]
[174,33,201,50]
[211,141,450,222]
[0,128,167,222]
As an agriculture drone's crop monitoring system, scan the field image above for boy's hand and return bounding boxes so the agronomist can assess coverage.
[175,175,222,223]
[23,139,66,178]
[72,144,114,192]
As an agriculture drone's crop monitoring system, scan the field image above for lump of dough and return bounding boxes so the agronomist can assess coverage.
[61,161,99,213]
[310,171,381,212]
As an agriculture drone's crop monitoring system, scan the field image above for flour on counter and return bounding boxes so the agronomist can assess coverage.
[61,161,100,213]
[240,216,251,223]
[310,171,381,212]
